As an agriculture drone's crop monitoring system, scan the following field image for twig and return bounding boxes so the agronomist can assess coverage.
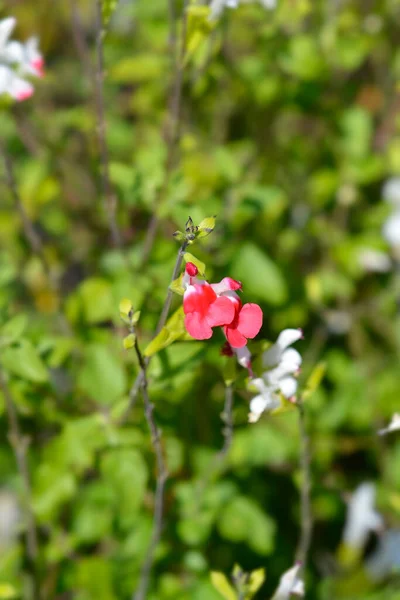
[295,400,313,568]
[131,334,168,600]
[0,366,40,597]
[94,0,122,248]
[140,0,189,266]
[118,240,188,424]
[69,0,93,81]
[219,382,234,459]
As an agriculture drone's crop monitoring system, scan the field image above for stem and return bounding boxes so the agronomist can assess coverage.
[140,1,188,265]
[0,366,40,597]
[219,382,234,459]
[119,240,188,424]
[295,401,313,568]
[132,338,168,600]
[94,0,122,248]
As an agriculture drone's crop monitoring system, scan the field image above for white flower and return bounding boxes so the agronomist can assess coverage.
[271,564,305,599]
[382,177,400,207]
[383,210,400,249]
[366,529,400,581]
[0,16,43,101]
[248,329,302,423]
[0,490,20,549]
[358,248,391,273]
[209,0,276,20]
[378,413,400,436]
[342,483,383,551]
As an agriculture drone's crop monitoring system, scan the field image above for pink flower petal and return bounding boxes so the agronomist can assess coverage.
[237,303,263,339]
[183,283,216,316]
[184,312,213,340]
[224,325,247,348]
[206,296,235,327]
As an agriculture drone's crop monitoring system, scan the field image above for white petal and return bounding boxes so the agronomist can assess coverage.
[382,177,400,206]
[279,376,297,398]
[342,483,383,550]
[260,0,277,7]
[0,17,16,52]
[358,248,392,273]
[234,345,251,368]
[249,393,269,415]
[378,413,400,436]
[383,211,400,247]
[366,530,400,581]
[2,40,25,65]
[263,329,302,368]
[272,564,305,599]
[281,348,302,369]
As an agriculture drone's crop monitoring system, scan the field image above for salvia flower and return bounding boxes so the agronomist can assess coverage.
[249,328,302,423]
[271,563,305,599]
[0,17,44,101]
[182,263,263,347]
[342,483,383,552]
[378,413,400,436]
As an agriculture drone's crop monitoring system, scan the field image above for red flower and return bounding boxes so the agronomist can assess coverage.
[222,295,263,348]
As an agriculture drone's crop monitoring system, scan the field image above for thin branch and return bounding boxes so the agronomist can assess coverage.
[219,382,234,459]
[118,240,188,424]
[131,335,168,600]
[0,366,40,597]
[140,0,189,266]
[69,0,93,81]
[94,0,122,248]
[295,401,313,568]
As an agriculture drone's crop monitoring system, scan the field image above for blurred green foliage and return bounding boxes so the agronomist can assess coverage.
[0,0,400,598]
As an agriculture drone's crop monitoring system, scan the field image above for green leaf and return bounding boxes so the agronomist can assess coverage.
[1,340,48,383]
[79,278,114,324]
[78,344,127,404]
[102,0,119,29]
[0,584,18,599]
[119,297,133,316]
[184,252,206,275]
[210,572,237,600]
[123,333,136,349]
[197,215,216,238]
[231,243,287,305]
[170,276,185,296]
[144,306,188,357]
[185,6,214,65]
[247,568,266,597]
[0,314,27,347]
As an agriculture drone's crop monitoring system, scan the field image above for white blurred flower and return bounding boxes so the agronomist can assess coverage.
[209,0,276,20]
[271,564,305,599]
[366,529,400,581]
[249,328,302,423]
[342,483,383,551]
[382,177,400,207]
[383,211,400,249]
[358,248,391,273]
[378,413,400,436]
[0,16,43,101]
[0,490,20,549]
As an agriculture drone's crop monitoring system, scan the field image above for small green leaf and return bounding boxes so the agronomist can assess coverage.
[119,298,133,316]
[197,215,216,238]
[0,314,27,346]
[301,362,326,401]
[132,310,141,325]
[0,583,19,599]
[184,252,206,275]
[102,0,119,29]
[123,334,136,350]
[144,306,188,357]
[210,572,237,600]
[185,6,214,65]
[2,340,48,383]
[170,276,185,296]
[247,568,266,596]
[173,230,186,242]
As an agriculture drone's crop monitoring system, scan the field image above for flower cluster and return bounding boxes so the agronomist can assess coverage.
[249,328,302,423]
[0,17,44,102]
[182,262,263,348]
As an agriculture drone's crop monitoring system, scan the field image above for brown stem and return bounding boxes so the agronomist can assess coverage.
[119,240,188,424]
[0,366,40,597]
[132,338,168,600]
[295,401,313,568]
[140,1,189,265]
[94,0,122,248]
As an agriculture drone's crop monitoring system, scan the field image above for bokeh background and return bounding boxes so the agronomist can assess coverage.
[1,0,400,598]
